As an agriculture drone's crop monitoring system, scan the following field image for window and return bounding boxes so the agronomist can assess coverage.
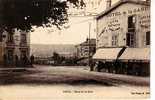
[146,31,150,45]
[85,46,89,50]
[112,35,118,46]
[7,49,14,65]
[128,16,136,28]
[8,34,14,43]
[127,15,136,47]
[126,32,135,47]
[21,34,27,43]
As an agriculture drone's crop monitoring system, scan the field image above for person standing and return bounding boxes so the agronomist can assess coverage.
[30,54,34,66]
[97,61,104,72]
[15,55,19,67]
[3,54,7,67]
[90,59,95,71]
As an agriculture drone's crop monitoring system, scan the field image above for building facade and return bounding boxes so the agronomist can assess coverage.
[76,38,96,58]
[93,0,150,76]
[0,29,30,66]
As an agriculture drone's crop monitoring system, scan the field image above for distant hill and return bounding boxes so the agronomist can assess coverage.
[30,44,77,57]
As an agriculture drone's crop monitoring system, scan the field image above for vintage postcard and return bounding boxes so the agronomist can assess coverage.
[0,0,150,100]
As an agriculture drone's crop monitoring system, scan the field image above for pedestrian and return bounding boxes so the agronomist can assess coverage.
[30,54,34,66]
[97,61,103,72]
[3,54,7,67]
[15,55,19,67]
[90,59,94,71]
[22,55,28,67]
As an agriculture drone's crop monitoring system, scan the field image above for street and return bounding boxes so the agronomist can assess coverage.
[0,65,149,86]
[0,65,150,100]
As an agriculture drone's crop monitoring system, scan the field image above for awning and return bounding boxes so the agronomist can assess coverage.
[93,48,122,60]
[119,48,150,61]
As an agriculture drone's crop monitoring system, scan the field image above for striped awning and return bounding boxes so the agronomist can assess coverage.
[119,48,150,61]
[93,48,122,60]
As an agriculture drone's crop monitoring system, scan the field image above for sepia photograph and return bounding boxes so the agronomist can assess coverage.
[0,0,151,100]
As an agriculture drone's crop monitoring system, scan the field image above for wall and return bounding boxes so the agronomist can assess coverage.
[96,2,150,48]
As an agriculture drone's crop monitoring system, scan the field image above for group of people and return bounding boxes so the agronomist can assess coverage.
[90,61,118,73]
[3,54,34,67]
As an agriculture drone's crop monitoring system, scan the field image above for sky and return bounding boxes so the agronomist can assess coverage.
[30,0,119,45]
[30,16,96,45]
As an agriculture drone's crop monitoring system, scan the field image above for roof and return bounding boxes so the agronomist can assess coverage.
[119,48,150,60]
[96,0,150,20]
[77,39,96,46]
[93,48,122,60]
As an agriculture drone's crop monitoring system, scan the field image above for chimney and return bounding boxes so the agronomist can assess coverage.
[106,0,112,9]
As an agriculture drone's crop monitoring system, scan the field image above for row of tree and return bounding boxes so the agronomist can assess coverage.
[35,52,78,66]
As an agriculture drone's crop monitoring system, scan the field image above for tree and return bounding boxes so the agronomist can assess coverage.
[52,51,60,64]
[0,0,85,33]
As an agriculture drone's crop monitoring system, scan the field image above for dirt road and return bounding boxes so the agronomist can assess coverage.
[0,65,150,86]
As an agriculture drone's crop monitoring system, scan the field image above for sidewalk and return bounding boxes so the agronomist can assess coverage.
[0,65,34,72]
[88,70,150,86]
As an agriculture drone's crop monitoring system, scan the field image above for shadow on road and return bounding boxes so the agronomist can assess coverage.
[0,69,114,86]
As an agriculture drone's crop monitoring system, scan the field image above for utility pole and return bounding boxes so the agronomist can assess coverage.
[88,22,91,67]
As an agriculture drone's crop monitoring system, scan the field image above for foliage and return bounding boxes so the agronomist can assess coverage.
[0,0,85,33]
[52,52,60,62]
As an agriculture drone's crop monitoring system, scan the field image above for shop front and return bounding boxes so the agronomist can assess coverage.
[118,48,150,76]
[92,48,123,73]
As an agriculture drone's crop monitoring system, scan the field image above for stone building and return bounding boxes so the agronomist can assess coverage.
[93,0,150,76]
[0,29,30,67]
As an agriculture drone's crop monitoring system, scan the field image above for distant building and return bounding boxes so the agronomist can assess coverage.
[93,0,150,76]
[0,29,30,66]
[30,44,76,58]
[76,38,96,58]
[59,52,76,59]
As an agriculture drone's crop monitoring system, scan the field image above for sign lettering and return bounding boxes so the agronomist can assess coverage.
[106,7,149,18]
